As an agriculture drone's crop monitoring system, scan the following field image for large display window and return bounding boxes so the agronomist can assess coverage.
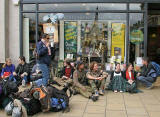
[21,1,147,65]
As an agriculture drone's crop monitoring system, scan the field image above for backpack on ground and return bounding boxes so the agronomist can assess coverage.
[151,62,160,77]
[20,98,42,116]
[48,85,70,112]
[0,79,19,96]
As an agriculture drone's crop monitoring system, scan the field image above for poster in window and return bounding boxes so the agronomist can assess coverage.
[111,23,125,61]
[64,21,77,59]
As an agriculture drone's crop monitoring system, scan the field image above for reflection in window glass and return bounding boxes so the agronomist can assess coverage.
[129,4,143,10]
[129,13,144,63]
[39,3,126,11]
[23,13,36,62]
[23,4,36,11]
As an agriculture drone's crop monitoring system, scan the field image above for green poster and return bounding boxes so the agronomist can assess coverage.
[130,29,144,44]
[64,21,77,58]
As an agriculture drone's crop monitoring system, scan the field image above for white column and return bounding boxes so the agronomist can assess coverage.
[0,0,9,63]
[59,21,64,60]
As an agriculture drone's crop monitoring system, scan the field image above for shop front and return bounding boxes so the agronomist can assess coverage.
[20,0,160,69]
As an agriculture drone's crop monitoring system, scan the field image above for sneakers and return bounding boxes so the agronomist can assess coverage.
[99,89,105,95]
[146,84,154,90]
[120,90,123,93]
[94,90,99,97]
[22,79,26,87]
[114,90,118,93]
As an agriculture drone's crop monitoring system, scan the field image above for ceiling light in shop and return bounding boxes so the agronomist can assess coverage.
[111,4,115,7]
[82,3,86,6]
[54,4,58,7]
[86,13,90,15]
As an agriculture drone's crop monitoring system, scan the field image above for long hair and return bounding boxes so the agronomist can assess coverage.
[90,61,98,71]
[3,58,11,68]
[126,63,133,71]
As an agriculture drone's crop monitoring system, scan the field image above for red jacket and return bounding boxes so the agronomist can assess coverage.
[126,70,134,80]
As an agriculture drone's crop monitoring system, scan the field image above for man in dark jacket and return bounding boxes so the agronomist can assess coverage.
[34,34,52,86]
[13,56,30,86]
[137,57,157,89]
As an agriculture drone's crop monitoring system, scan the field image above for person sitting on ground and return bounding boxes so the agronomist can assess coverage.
[56,59,74,86]
[108,63,126,93]
[73,61,97,101]
[30,64,43,82]
[1,58,16,82]
[124,63,139,93]
[13,56,30,87]
[137,57,157,89]
[86,61,108,97]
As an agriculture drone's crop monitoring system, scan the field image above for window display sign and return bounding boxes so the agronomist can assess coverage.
[111,23,125,61]
[64,21,77,59]
[43,23,55,34]
[130,29,144,44]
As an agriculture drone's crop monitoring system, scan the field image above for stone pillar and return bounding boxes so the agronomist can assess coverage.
[0,0,9,63]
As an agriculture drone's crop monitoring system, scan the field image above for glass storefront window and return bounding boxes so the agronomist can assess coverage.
[129,13,144,63]
[22,13,36,62]
[39,3,126,11]
[23,4,36,11]
[129,4,144,10]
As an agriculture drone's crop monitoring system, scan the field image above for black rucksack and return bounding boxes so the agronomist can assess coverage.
[20,98,42,116]
[0,79,19,96]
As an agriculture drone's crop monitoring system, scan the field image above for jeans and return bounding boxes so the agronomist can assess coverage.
[35,63,49,86]
[9,75,17,82]
[137,76,155,87]
[23,76,28,83]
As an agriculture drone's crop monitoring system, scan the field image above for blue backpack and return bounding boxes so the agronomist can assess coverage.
[50,98,67,111]
[151,62,160,77]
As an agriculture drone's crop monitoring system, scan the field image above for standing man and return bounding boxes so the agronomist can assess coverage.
[137,57,157,89]
[35,34,52,86]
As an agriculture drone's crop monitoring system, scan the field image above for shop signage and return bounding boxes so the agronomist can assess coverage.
[64,21,77,59]
[111,23,125,61]
[130,29,144,44]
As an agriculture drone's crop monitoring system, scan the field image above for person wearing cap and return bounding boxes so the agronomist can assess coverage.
[34,34,52,86]
[87,61,108,97]
[55,59,74,86]
[73,61,97,101]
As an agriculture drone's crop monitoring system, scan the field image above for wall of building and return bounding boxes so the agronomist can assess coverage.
[8,0,20,65]
[0,0,20,66]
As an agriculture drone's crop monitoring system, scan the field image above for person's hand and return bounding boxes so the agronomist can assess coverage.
[62,76,67,80]
[46,42,50,47]
[13,72,17,76]
[97,77,103,80]
[21,74,24,78]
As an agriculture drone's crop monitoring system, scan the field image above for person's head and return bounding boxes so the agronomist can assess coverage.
[41,33,50,42]
[3,58,12,68]
[142,57,149,65]
[115,63,121,71]
[90,61,99,71]
[127,63,133,72]
[77,61,84,70]
[66,59,71,67]
[18,56,26,65]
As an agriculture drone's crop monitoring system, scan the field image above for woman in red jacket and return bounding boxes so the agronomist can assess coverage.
[124,63,138,93]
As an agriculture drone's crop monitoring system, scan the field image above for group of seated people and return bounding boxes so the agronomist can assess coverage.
[0,56,30,87]
[0,56,159,102]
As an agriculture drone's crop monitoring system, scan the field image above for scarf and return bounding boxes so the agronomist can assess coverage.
[126,70,134,80]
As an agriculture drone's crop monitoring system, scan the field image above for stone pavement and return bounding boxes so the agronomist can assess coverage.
[1,87,160,117]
